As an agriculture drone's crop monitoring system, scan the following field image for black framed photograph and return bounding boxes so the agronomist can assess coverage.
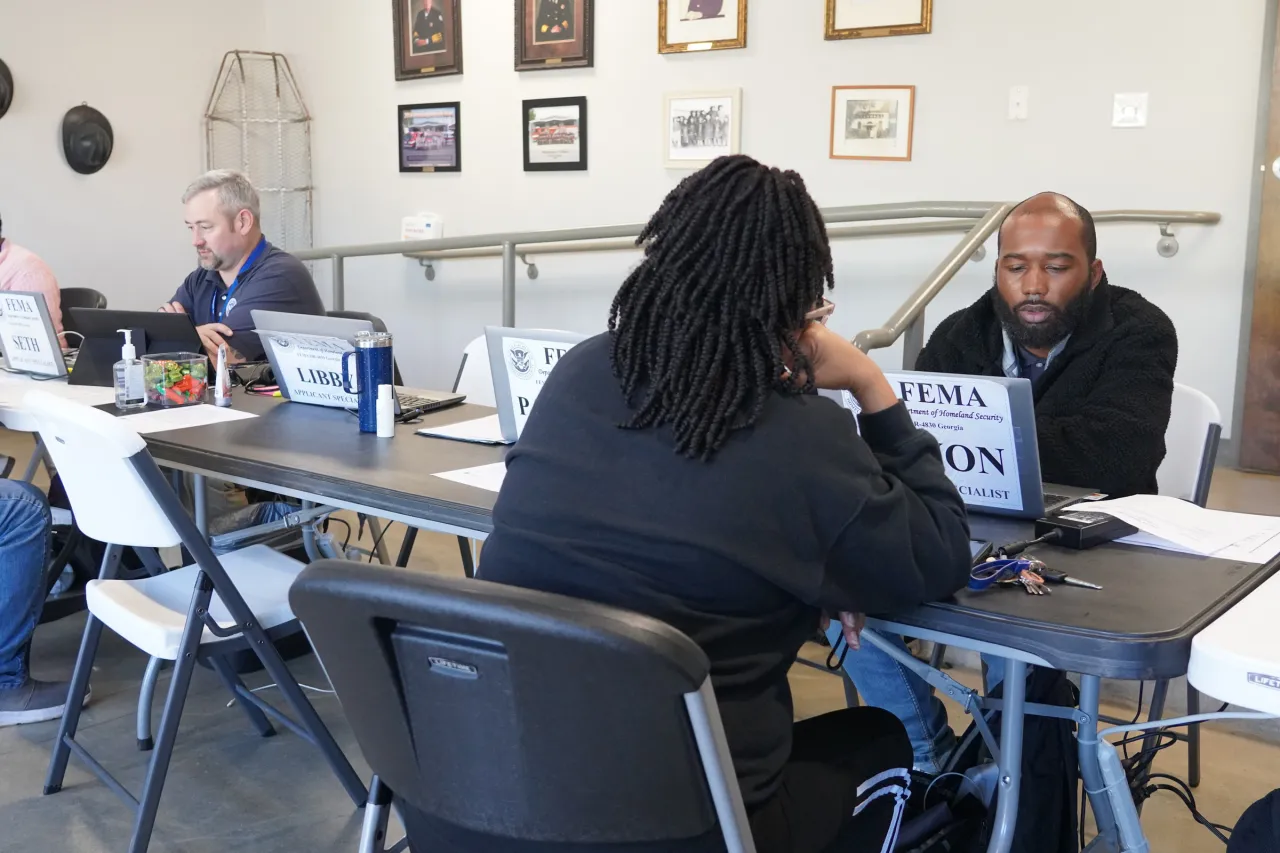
[515,0,594,71]
[393,0,463,80]
[523,97,587,172]
[399,102,461,173]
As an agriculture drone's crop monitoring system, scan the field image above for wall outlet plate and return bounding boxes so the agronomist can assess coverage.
[1112,93,1149,128]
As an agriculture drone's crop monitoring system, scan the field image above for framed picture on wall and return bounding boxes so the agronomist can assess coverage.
[664,89,741,169]
[659,0,748,54]
[523,97,588,171]
[515,0,594,71]
[399,101,461,173]
[393,0,463,80]
[829,86,914,161]
[825,0,932,40]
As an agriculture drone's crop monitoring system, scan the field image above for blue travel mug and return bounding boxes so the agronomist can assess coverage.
[341,331,394,433]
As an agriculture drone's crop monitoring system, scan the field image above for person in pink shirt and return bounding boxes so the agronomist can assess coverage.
[0,217,63,335]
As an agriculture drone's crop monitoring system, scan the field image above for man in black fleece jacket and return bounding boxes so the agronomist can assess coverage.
[917,192,1177,498]
[838,192,1178,773]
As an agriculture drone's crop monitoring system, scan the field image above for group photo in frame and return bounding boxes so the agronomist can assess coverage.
[663,89,741,169]
[515,0,594,71]
[523,96,588,172]
[399,101,461,173]
[829,85,915,161]
[393,0,463,79]
[658,0,748,54]
[825,0,932,40]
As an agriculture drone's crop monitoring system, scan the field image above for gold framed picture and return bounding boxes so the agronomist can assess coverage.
[829,86,915,162]
[659,0,748,54]
[825,0,932,41]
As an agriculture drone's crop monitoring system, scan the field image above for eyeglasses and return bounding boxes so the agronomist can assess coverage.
[804,298,835,325]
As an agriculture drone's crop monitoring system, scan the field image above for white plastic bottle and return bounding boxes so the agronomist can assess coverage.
[376,384,395,438]
[113,329,146,410]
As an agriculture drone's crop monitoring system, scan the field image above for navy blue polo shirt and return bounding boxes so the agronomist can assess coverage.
[1016,345,1049,384]
[169,239,324,361]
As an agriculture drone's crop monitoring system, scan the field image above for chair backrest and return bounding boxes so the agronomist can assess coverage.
[326,310,403,386]
[60,287,108,312]
[290,561,754,852]
[23,390,181,548]
[453,334,495,406]
[1157,382,1222,506]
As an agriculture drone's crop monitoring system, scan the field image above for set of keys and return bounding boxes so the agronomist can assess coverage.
[969,556,1104,594]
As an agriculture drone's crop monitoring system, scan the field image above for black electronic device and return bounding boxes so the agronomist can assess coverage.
[970,539,994,566]
[67,309,204,387]
[1034,508,1139,550]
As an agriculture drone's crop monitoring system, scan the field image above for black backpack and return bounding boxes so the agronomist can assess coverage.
[899,667,1079,853]
[1229,788,1280,852]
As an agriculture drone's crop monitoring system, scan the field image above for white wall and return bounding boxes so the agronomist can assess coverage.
[0,0,266,309]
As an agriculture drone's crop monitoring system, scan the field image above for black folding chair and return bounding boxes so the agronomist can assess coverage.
[290,561,758,853]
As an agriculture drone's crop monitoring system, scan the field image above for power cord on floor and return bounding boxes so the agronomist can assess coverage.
[1118,725,1233,846]
[225,680,335,708]
[367,521,395,563]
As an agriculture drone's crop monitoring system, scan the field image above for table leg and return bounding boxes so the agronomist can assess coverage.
[1078,675,1121,851]
[193,474,208,538]
[986,658,1027,853]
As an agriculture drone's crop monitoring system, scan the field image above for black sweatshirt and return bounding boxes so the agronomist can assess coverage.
[480,333,971,808]
[916,278,1177,497]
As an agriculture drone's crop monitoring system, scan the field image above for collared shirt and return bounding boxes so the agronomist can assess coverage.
[0,239,63,334]
[168,240,324,361]
[1001,328,1070,384]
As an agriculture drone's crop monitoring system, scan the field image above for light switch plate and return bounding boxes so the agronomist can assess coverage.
[1112,93,1149,128]
[1008,86,1029,121]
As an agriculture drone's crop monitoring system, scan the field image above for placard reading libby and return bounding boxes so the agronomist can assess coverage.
[0,292,64,377]
[265,331,358,407]
[883,372,1023,512]
[500,335,578,435]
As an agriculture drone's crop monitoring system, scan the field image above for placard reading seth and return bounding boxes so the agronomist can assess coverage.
[883,371,1022,512]
[0,291,65,377]
[265,331,358,408]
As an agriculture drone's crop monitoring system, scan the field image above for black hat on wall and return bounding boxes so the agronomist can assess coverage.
[0,60,13,120]
[61,103,113,175]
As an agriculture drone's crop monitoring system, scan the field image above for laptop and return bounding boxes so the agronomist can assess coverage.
[0,291,67,378]
[252,310,464,418]
[826,370,1099,519]
[485,325,589,442]
[67,308,205,387]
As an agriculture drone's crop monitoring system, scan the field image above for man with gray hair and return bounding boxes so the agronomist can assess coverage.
[160,169,323,362]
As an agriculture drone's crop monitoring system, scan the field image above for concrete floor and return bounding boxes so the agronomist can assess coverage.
[2,426,1279,852]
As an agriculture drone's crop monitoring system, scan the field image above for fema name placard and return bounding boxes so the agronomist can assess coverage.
[501,336,578,436]
[266,331,359,407]
[0,293,62,376]
[883,372,1023,512]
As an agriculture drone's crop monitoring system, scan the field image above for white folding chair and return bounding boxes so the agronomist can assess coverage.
[25,390,365,853]
[452,334,496,408]
[1157,382,1222,507]
[1152,382,1223,787]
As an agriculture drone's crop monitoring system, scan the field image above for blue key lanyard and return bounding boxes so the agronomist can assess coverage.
[968,558,1035,591]
[209,238,267,324]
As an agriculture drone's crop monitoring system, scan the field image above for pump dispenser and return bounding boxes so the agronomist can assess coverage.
[113,329,146,410]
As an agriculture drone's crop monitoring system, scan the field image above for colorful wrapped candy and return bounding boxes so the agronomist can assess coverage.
[142,353,209,408]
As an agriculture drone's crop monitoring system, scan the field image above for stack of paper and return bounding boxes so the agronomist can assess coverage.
[1085,495,1280,563]
[416,414,510,445]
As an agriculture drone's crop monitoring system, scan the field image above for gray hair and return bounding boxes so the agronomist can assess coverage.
[182,169,261,224]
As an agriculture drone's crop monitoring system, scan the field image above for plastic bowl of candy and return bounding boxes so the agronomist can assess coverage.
[143,353,209,407]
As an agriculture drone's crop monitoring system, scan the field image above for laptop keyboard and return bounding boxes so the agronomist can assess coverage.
[398,393,460,415]
[1042,491,1077,508]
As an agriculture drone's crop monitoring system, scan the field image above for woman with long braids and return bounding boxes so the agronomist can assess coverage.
[481,155,971,852]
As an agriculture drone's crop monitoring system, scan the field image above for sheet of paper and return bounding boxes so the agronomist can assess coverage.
[1091,494,1280,557]
[117,405,258,434]
[433,462,507,494]
[416,414,510,445]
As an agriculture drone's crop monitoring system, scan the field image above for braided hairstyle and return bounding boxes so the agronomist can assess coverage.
[609,155,833,460]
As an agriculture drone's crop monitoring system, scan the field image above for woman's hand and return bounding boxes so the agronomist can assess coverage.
[794,324,899,414]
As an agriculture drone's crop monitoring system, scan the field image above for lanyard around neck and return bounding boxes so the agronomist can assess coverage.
[210,238,267,323]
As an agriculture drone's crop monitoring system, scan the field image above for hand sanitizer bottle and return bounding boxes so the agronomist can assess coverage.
[114,329,146,410]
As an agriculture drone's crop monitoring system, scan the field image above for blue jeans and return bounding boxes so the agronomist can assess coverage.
[825,624,1005,773]
[0,481,52,690]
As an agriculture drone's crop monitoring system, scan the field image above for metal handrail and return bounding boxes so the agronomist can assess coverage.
[293,202,1221,363]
